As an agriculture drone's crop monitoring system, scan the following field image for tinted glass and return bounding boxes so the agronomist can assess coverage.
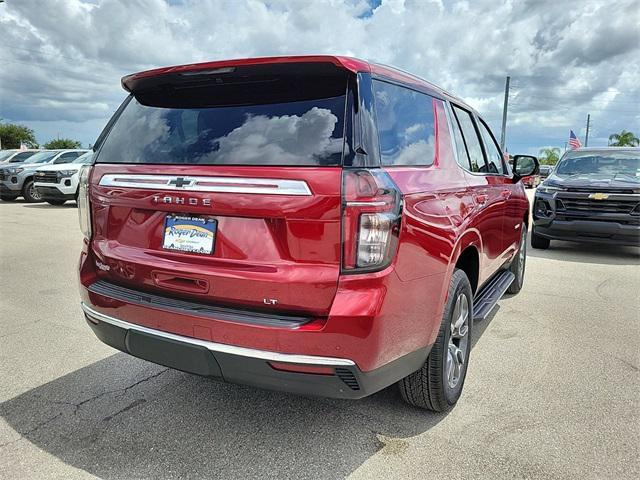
[97,95,347,166]
[448,105,471,170]
[555,152,640,177]
[0,151,16,161]
[57,152,81,162]
[373,80,436,166]
[24,151,58,163]
[73,152,94,164]
[478,120,505,174]
[9,151,37,162]
[451,106,486,173]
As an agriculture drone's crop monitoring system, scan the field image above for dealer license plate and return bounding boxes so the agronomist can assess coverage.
[162,215,216,254]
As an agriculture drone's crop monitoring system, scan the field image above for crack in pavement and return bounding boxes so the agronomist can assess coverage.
[71,367,170,413]
[0,368,169,450]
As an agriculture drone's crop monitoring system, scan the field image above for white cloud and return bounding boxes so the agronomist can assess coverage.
[205,107,343,165]
[0,0,638,153]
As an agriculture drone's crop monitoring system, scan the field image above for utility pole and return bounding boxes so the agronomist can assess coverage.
[500,76,510,151]
[585,114,591,147]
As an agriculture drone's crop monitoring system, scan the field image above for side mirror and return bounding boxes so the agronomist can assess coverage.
[512,155,539,181]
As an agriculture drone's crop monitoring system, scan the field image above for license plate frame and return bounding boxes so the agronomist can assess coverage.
[162,214,217,255]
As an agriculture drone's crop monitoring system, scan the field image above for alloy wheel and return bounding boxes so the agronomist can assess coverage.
[447,292,470,389]
[518,227,526,282]
[29,183,41,201]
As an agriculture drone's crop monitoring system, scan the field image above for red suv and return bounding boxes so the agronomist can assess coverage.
[78,56,538,411]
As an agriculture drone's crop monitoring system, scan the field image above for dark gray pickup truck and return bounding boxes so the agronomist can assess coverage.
[532,147,640,248]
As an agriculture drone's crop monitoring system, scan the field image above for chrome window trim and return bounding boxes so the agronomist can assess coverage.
[81,302,355,367]
[445,101,511,178]
[98,174,312,196]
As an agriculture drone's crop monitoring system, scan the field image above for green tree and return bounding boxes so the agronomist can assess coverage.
[608,130,639,147]
[0,122,38,149]
[44,138,82,149]
[538,147,561,165]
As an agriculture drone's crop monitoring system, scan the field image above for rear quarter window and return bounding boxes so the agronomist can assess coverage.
[373,80,436,167]
[451,105,487,173]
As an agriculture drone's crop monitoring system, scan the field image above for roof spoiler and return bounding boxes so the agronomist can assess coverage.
[121,55,369,92]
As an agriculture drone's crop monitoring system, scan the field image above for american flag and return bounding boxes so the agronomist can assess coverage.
[568,130,582,150]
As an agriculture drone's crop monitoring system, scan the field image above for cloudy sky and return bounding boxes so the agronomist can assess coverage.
[1,0,638,154]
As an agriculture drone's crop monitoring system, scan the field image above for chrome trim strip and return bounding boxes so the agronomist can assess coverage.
[345,201,388,207]
[98,174,312,196]
[81,302,355,367]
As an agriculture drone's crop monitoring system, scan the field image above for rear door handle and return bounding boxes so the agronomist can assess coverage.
[501,189,511,199]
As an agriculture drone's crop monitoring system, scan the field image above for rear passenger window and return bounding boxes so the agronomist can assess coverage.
[451,105,487,173]
[373,80,436,166]
[478,120,505,174]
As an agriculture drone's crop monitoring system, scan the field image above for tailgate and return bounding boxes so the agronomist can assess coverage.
[90,164,343,315]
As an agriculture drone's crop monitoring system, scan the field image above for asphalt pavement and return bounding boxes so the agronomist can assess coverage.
[1,191,639,480]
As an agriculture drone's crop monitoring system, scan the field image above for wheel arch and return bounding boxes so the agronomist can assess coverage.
[21,175,34,190]
[449,230,482,296]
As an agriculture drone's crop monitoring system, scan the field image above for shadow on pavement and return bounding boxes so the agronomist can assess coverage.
[526,231,640,266]
[22,203,77,209]
[1,352,448,479]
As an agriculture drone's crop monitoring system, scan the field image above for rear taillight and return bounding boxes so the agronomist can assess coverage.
[341,169,402,273]
[78,165,92,239]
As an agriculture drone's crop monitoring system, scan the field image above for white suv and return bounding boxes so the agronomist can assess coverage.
[33,151,93,205]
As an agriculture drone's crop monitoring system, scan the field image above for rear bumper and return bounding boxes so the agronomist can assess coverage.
[81,302,429,399]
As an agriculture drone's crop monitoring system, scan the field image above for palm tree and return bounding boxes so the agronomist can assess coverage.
[538,147,561,165]
[608,130,639,147]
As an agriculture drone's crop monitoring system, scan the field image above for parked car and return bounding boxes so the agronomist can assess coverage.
[0,149,40,164]
[78,55,538,411]
[521,174,541,189]
[0,149,89,202]
[532,147,640,249]
[539,164,553,179]
[34,151,93,205]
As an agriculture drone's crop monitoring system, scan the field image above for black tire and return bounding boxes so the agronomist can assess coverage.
[531,228,550,249]
[398,269,473,411]
[22,179,42,203]
[507,222,527,294]
[0,194,18,202]
[46,199,66,206]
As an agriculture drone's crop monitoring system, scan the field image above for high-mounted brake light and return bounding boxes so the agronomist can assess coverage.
[78,165,92,239]
[341,169,402,272]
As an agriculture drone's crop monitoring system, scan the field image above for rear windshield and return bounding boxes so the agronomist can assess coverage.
[96,65,350,167]
[556,152,640,177]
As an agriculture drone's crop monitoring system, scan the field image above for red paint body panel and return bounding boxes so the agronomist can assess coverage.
[89,164,343,315]
[81,56,531,379]
[122,55,371,91]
